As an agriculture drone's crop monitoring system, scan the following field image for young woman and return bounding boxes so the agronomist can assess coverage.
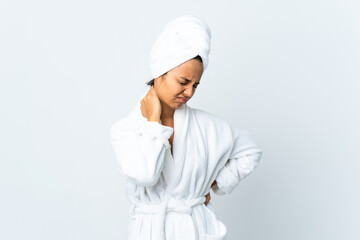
[110,14,263,240]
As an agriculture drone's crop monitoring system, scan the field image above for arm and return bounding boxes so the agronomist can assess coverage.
[212,127,263,195]
[110,118,173,187]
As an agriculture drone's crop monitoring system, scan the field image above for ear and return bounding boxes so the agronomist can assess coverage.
[153,77,159,87]
[154,74,166,87]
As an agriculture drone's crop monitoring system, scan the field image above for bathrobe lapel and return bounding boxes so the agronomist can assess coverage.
[166,102,190,191]
[131,91,190,191]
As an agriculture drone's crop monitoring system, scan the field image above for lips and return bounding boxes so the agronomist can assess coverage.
[178,97,188,103]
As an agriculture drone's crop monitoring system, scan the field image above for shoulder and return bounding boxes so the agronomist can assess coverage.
[189,106,233,131]
[110,116,132,137]
[190,106,229,123]
[110,102,143,135]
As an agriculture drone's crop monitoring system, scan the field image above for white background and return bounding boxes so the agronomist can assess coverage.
[1,0,359,239]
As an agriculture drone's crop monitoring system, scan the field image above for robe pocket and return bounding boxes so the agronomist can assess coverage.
[202,205,227,240]
[128,217,136,240]
[129,215,143,240]
[203,220,227,240]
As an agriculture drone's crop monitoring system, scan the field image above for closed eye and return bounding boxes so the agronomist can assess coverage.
[180,82,198,88]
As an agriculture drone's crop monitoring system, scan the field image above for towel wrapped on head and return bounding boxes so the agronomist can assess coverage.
[148,14,212,81]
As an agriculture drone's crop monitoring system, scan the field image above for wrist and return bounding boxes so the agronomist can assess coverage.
[147,118,160,123]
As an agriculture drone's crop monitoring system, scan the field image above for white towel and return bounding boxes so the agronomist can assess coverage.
[148,14,212,81]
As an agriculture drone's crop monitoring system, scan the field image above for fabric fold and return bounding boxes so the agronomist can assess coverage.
[136,120,174,150]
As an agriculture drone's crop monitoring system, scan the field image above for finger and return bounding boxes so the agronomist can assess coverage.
[205,193,210,203]
[211,180,217,187]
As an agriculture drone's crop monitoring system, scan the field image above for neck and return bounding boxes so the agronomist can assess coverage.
[160,101,175,121]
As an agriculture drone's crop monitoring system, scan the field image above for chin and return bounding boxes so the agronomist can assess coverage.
[171,103,182,109]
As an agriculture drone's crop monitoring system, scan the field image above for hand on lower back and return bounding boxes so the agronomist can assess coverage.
[204,180,217,206]
[204,192,211,206]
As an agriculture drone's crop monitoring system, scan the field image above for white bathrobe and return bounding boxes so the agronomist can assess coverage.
[110,93,263,240]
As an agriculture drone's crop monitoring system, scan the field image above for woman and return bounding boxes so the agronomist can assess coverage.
[110,14,263,240]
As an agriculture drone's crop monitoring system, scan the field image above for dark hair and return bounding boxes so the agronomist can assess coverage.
[145,55,203,86]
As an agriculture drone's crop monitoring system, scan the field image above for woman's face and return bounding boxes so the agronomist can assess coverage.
[153,58,204,110]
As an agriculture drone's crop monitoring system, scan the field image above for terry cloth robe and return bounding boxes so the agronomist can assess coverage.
[110,93,263,240]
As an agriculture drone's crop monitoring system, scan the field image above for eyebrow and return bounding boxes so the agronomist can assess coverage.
[180,77,200,84]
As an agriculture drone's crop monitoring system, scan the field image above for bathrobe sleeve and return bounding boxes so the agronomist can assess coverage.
[110,117,174,187]
[212,126,263,195]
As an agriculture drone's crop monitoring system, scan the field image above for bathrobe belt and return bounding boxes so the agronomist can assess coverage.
[129,195,207,240]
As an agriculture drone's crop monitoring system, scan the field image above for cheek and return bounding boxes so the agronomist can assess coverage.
[167,82,181,96]
[160,82,176,100]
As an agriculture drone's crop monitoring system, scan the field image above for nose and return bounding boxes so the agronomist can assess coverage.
[183,85,195,99]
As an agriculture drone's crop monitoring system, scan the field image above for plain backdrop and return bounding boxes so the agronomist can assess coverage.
[1,0,359,239]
